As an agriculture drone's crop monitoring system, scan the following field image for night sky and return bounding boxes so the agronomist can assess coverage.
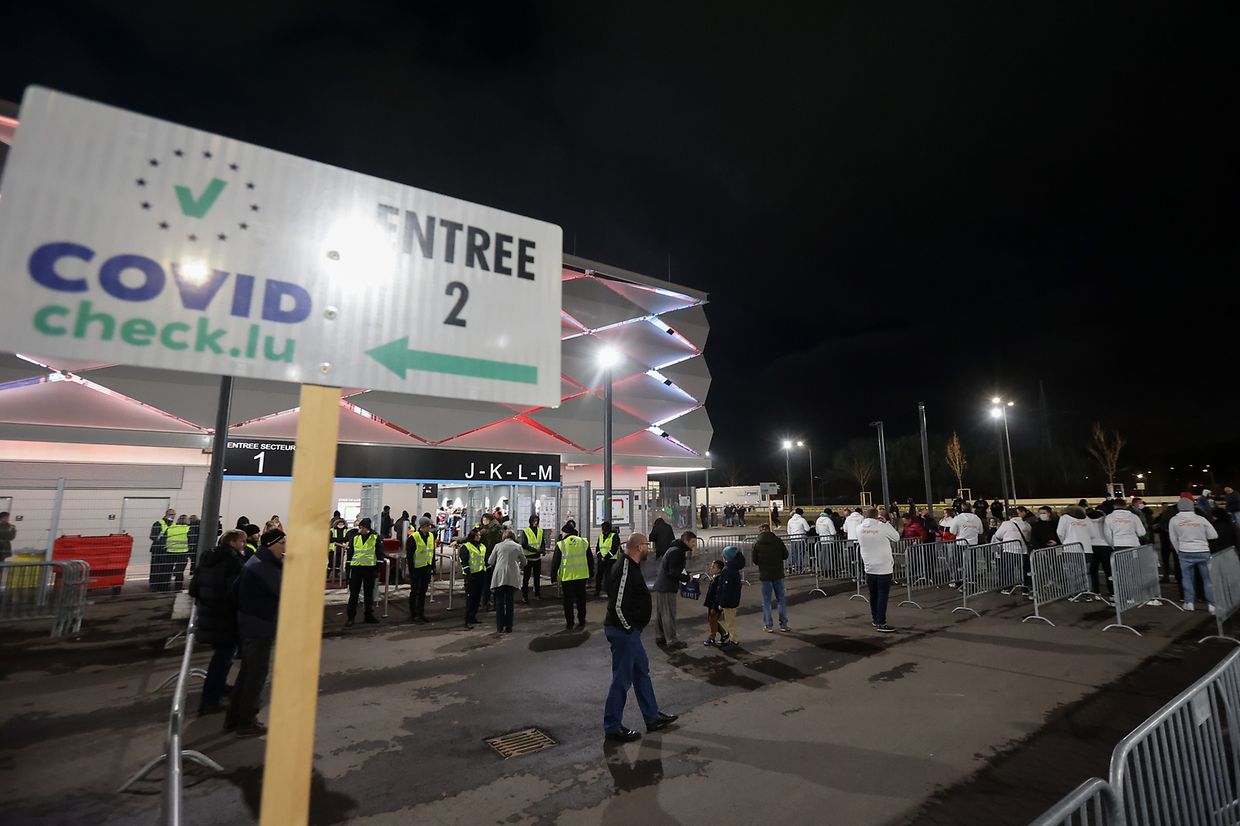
[2,3,1237,501]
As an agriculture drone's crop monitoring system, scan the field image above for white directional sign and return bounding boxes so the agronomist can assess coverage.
[0,87,562,406]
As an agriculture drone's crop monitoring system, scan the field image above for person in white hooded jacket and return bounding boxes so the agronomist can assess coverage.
[1057,505,1105,599]
[951,509,984,546]
[843,508,865,541]
[1105,498,1147,549]
[1169,498,1218,611]
[786,508,812,537]
[815,511,837,539]
[856,509,900,632]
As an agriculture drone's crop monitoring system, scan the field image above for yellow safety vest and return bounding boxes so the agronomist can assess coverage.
[598,533,618,560]
[165,524,190,554]
[410,531,435,569]
[557,536,590,582]
[351,532,378,566]
[464,542,488,575]
[522,527,544,558]
[245,542,258,559]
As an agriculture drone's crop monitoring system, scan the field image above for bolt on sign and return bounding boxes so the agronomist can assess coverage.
[0,87,562,407]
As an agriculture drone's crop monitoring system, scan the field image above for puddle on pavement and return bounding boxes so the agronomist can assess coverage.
[528,631,591,652]
[869,661,918,683]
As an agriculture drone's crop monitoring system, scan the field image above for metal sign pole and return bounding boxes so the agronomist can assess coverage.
[918,403,933,511]
[196,376,233,567]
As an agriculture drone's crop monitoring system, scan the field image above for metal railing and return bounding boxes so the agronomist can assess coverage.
[1202,547,1240,645]
[899,541,963,609]
[1029,777,1121,826]
[0,558,90,637]
[119,604,224,823]
[1109,647,1240,826]
[954,540,1026,617]
[1023,543,1091,626]
[811,538,855,597]
[1103,544,1181,636]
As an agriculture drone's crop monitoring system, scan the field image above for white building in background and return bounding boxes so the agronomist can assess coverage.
[0,256,713,556]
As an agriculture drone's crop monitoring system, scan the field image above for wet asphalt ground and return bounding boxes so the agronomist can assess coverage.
[0,575,1230,825]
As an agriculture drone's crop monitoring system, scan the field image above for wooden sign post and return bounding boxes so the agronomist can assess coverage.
[259,385,341,825]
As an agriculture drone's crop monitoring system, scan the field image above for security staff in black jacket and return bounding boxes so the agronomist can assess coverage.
[519,514,547,603]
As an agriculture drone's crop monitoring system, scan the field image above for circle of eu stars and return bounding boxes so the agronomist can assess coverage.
[136,148,260,243]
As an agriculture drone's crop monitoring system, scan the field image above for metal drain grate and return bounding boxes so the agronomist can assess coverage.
[486,728,557,759]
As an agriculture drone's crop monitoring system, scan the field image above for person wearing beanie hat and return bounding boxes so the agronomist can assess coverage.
[519,514,548,603]
[1170,497,1219,611]
[405,515,437,623]
[227,524,284,736]
[716,545,744,647]
[243,523,262,560]
[702,558,725,646]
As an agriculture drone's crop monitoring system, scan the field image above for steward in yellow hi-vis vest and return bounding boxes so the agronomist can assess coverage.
[459,527,490,629]
[553,526,595,631]
[345,518,382,627]
[519,514,548,603]
[596,521,620,598]
[405,516,437,624]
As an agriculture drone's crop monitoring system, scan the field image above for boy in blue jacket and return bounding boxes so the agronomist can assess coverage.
[702,559,724,646]
[717,545,744,648]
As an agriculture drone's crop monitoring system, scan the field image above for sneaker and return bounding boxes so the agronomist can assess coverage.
[720,631,731,644]
[871,621,879,628]
[1209,604,1217,615]
[764,626,774,633]
[604,727,642,743]
[703,638,717,647]
[236,721,268,737]
[876,624,896,633]
[1185,602,1195,611]
[779,625,791,633]
[721,639,741,649]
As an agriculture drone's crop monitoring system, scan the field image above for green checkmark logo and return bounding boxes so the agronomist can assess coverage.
[174,177,227,219]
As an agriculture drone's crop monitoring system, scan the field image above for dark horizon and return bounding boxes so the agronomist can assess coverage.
[2,3,1237,501]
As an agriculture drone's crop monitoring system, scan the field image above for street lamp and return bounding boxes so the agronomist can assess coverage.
[781,440,793,511]
[989,398,1018,508]
[796,440,815,507]
[704,450,712,524]
[599,346,620,526]
[869,421,891,508]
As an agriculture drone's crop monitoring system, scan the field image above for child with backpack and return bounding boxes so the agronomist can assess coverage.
[717,545,744,648]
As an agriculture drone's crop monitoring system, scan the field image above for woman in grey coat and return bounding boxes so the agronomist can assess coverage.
[487,530,526,633]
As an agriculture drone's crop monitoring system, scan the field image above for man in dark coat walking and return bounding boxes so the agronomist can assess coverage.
[190,529,247,716]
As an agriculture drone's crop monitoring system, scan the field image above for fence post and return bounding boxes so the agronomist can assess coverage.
[1202,547,1240,645]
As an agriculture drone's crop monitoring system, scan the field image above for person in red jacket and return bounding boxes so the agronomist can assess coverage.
[901,514,929,542]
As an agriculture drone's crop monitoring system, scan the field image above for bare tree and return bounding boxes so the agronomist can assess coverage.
[945,432,968,493]
[850,455,874,493]
[723,459,744,488]
[1087,422,1126,487]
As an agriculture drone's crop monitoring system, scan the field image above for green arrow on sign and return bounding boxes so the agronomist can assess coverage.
[366,337,538,385]
[174,177,227,219]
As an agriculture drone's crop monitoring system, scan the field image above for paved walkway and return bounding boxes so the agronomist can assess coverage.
[0,579,1228,825]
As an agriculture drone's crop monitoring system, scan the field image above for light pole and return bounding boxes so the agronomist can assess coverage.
[918,402,933,512]
[599,347,619,526]
[796,440,814,507]
[704,450,711,524]
[781,439,793,511]
[990,397,1018,505]
[869,421,891,508]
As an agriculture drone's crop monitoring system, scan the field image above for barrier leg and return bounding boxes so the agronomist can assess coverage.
[118,753,168,792]
[183,750,225,772]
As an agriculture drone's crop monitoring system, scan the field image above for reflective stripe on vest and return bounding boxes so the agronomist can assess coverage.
[165,524,190,554]
[411,531,435,568]
[522,527,544,557]
[464,542,488,575]
[598,533,618,559]
[558,536,590,582]
[351,532,378,566]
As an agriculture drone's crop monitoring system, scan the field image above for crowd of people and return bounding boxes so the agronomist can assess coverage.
[698,503,751,529]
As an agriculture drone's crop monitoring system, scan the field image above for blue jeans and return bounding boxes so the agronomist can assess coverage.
[867,574,892,625]
[761,579,788,629]
[1180,553,1214,605]
[603,624,659,733]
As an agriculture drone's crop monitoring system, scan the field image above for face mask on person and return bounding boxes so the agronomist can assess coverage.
[1038,513,1050,522]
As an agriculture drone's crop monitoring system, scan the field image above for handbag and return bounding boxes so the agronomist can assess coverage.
[680,573,701,600]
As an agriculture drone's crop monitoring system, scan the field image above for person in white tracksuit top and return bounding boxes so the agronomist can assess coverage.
[1105,499,1147,549]
[856,510,900,632]
[786,509,811,537]
[1169,498,1218,611]
[952,510,984,546]
[843,508,865,541]
[815,512,837,539]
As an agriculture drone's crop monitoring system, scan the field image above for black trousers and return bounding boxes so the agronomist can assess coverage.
[483,567,493,608]
[494,585,515,631]
[347,566,378,619]
[561,579,587,627]
[596,556,615,597]
[408,564,432,619]
[1088,547,1113,595]
[148,548,170,591]
[169,554,189,591]
[225,636,273,729]
[522,557,542,599]
[465,572,486,625]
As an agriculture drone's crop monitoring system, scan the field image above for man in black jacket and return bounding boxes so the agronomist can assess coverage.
[189,528,246,716]
[604,532,677,742]
[226,529,285,736]
[652,531,695,649]
[649,517,675,559]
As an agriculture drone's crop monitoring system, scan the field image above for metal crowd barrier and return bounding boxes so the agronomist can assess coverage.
[954,540,1026,617]
[1023,543,1092,626]
[810,538,855,597]
[0,559,90,638]
[1109,647,1240,826]
[1103,544,1180,636]
[1202,547,1240,645]
[899,541,963,609]
[783,533,811,574]
[1029,777,1121,826]
[119,604,223,823]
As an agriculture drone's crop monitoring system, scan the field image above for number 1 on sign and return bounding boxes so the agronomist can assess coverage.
[254,451,265,474]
